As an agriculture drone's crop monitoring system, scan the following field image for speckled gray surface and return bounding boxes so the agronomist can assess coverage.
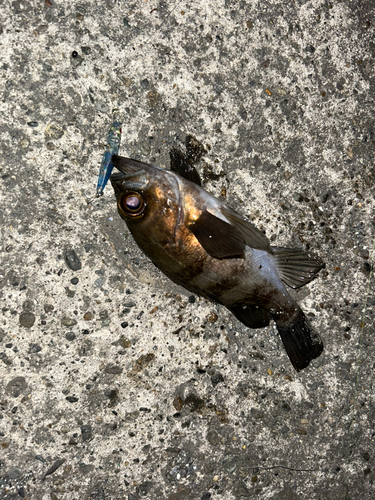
[0,1,374,499]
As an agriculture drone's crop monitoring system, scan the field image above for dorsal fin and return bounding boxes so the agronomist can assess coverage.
[170,148,202,186]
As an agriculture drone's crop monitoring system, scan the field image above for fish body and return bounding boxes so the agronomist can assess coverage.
[96,121,122,196]
[110,155,324,371]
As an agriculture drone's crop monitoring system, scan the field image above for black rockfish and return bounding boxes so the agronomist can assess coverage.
[110,155,324,371]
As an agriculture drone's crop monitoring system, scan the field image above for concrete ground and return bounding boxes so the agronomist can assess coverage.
[0,0,374,499]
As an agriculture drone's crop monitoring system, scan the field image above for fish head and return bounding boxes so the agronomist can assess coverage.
[110,155,182,245]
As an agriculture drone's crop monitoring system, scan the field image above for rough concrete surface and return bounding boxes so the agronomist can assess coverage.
[0,0,374,499]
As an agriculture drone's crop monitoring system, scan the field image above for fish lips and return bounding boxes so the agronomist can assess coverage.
[110,155,130,182]
[110,168,127,197]
[110,155,126,175]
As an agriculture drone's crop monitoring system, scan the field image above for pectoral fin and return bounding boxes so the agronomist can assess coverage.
[221,207,270,251]
[189,209,245,259]
[272,247,325,289]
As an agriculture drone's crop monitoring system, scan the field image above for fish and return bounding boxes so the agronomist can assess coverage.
[110,154,324,371]
[96,120,122,196]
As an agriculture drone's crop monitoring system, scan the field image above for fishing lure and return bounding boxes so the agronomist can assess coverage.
[96,120,122,196]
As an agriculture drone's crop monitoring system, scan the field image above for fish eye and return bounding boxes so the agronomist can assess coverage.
[118,191,146,218]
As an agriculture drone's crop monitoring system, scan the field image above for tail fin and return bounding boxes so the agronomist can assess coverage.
[275,308,323,371]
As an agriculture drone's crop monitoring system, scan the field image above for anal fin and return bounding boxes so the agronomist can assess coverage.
[229,304,271,329]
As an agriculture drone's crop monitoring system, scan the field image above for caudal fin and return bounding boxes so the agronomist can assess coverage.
[276,308,323,371]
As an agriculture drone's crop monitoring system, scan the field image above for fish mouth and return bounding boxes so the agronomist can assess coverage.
[110,170,140,182]
[110,155,152,191]
[110,169,147,191]
[110,167,147,181]
[110,170,127,182]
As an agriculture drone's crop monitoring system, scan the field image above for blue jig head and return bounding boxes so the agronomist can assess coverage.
[96,120,122,196]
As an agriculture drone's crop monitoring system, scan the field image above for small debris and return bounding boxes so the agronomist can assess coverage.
[61,318,77,327]
[19,312,35,328]
[64,249,82,271]
[43,458,66,480]
[104,363,123,375]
